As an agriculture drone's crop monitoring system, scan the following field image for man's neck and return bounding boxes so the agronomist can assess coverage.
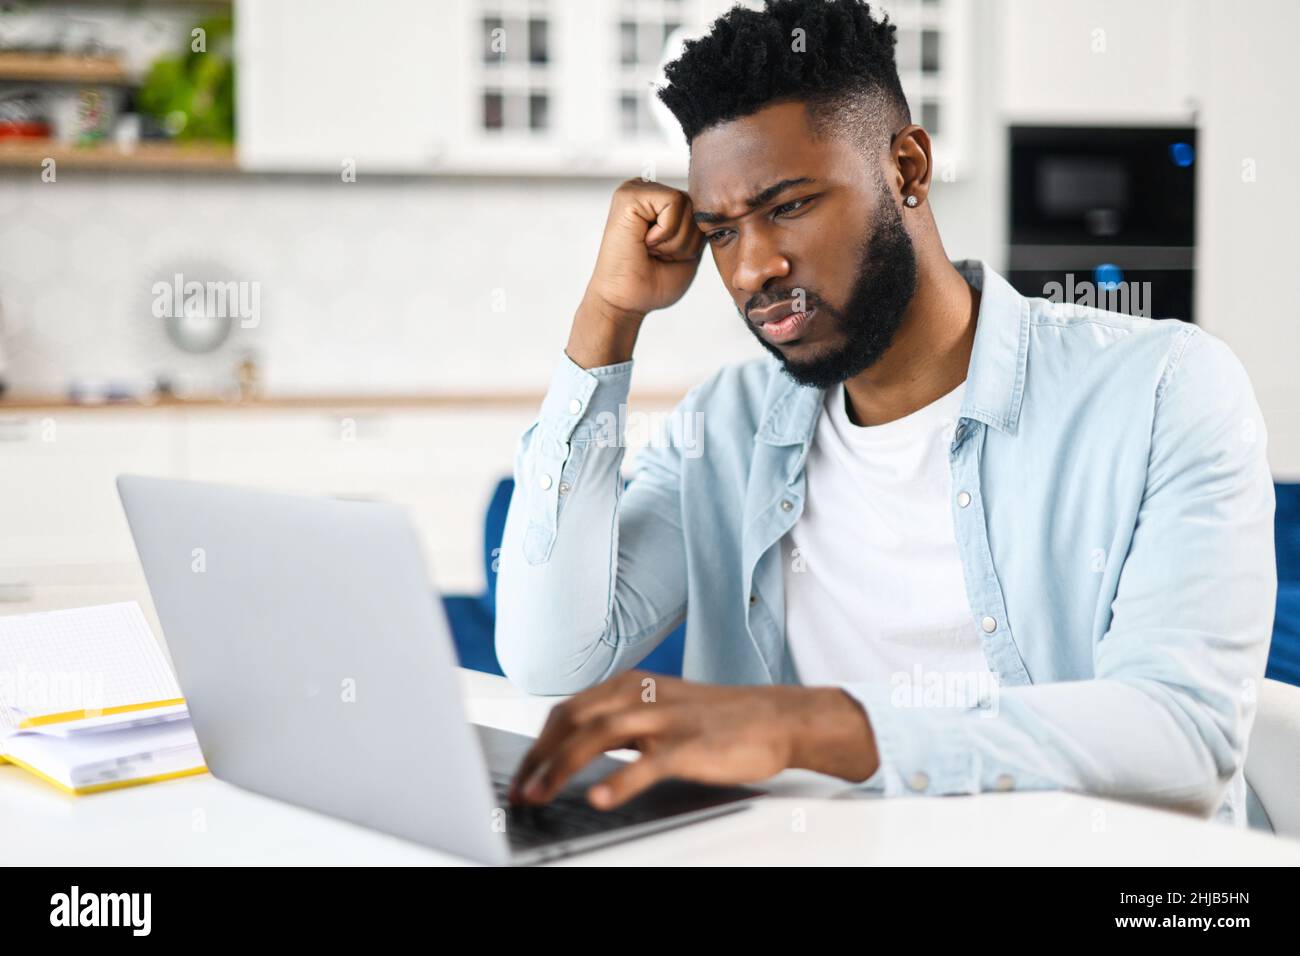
[842,260,980,427]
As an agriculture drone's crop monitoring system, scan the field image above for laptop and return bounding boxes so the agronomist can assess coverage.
[116,475,760,865]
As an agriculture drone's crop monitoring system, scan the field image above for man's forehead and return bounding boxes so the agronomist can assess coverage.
[681,104,852,214]
[686,102,819,203]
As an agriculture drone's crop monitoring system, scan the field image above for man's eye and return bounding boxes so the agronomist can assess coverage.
[706,228,733,244]
[773,198,809,217]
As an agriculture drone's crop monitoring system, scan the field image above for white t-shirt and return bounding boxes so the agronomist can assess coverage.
[781,379,994,690]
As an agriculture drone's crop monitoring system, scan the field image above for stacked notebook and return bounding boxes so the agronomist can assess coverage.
[0,602,206,794]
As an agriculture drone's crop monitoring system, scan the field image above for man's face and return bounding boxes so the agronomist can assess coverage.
[688,100,917,389]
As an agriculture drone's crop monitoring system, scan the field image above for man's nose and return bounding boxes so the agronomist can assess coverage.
[730,230,791,297]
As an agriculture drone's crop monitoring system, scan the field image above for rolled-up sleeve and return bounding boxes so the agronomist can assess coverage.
[840,329,1276,816]
[495,350,691,695]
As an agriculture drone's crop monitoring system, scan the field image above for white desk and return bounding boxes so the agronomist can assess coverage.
[3,669,1298,866]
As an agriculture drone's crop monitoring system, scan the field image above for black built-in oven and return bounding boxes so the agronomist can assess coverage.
[1007,125,1196,323]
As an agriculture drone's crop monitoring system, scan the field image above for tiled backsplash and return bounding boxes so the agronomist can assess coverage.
[0,171,753,398]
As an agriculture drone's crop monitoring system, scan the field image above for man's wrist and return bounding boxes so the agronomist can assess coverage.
[782,686,880,782]
[566,294,645,369]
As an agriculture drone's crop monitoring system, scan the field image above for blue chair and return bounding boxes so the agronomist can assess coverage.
[1270,483,1300,686]
[442,478,686,678]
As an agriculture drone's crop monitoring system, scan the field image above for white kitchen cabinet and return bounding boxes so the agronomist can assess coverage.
[0,411,181,570]
[234,0,708,177]
[0,411,181,615]
[234,0,976,178]
[0,398,673,614]
[177,407,535,593]
[235,0,449,173]
[996,0,1199,124]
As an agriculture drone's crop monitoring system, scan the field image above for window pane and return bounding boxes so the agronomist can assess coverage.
[921,29,940,73]
[620,21,638,65]
[529,18,549,65]
[482,17,504,63]
[483,91,504,130]
[529,92,549,130]
[921,100,941,136]
[620,92,638,134]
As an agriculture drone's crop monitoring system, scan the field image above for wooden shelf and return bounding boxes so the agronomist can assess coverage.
[0,139,237,172]
[0,52,130,84]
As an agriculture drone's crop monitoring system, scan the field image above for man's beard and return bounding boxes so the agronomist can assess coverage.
[745,203,918,390]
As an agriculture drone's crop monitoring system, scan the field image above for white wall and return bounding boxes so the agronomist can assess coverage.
[1194,0,1300,479]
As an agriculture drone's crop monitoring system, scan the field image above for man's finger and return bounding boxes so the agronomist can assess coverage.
[653,201,702,259]
[643,194,687,246]
[507,677,638,800]
[588,752,673,809]
[519,707,664,805]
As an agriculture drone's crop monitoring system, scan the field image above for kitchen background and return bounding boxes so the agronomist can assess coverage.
[0,2,1297,650]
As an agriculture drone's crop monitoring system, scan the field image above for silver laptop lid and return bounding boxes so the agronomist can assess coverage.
[117,475,509,865]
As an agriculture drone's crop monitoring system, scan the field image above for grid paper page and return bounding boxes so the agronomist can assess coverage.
[0,602,180,734]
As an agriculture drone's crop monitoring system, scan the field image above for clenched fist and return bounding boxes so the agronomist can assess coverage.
[567,179,706,369]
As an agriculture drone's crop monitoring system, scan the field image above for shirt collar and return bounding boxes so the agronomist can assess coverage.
[756,259,1031,447]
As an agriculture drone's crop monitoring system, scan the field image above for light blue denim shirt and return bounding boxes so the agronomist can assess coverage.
[495,260,1276,825]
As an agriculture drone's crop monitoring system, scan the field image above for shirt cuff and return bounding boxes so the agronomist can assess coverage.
[838,680,982,798]
[537,350,634,444]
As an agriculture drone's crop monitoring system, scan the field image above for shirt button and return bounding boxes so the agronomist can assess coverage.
[568,398,583,415]
[779,499,793,512]
[981,616,997,633]
[749,593,757,605]
[538,474,553,490]
[557,481,571,495]
[957,491,972,508]
[994,774,1015,792]
[909,771,930,792]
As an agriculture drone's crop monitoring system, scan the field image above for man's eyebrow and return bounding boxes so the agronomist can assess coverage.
[692,177,817,225]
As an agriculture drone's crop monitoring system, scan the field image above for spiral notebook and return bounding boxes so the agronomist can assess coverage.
[0,602,207,794]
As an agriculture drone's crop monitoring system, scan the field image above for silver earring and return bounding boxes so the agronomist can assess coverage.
[904,194,919,208]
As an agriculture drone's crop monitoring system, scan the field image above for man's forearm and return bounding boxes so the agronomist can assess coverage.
[494,347,692,695]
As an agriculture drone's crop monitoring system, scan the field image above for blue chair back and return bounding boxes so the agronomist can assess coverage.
[1271,484,1300,686]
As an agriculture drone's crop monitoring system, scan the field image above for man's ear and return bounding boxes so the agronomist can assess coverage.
[890,123,933,207]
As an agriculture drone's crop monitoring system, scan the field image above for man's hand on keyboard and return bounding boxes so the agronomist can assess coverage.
[506,671,879,809]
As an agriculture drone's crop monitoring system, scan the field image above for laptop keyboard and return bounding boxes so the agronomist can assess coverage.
[489,772,650,848]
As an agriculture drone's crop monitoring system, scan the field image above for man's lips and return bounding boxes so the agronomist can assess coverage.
[750,305,815,344]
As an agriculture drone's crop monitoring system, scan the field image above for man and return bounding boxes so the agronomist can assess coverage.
[495,0,1275,825]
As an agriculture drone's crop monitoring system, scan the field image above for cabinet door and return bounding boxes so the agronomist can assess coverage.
[178,407,532,594]
[997,0,1197,123]
[235,0,449,172]
[0,412,180,613]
